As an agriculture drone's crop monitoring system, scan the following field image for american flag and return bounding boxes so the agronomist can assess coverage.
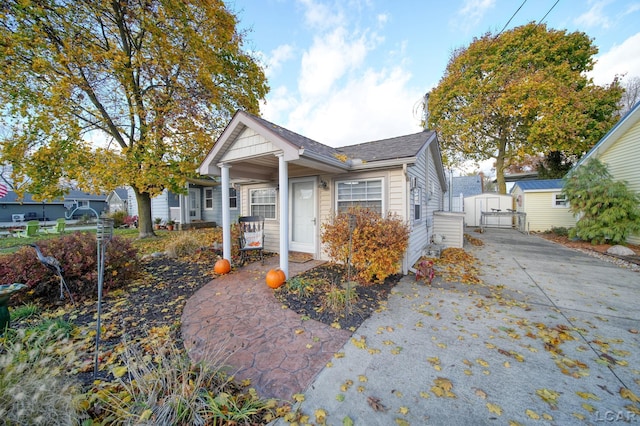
[0,183,7,198]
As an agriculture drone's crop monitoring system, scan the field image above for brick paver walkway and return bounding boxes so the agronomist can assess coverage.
[181,256,351,401]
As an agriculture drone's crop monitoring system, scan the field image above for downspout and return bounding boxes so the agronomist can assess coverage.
[402,164,410,275]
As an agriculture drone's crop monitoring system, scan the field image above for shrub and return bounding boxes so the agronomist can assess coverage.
[165,232,202,258]
[165,228,225,261]
[107,210,127,228]
[88,334,276,425]
[549,226,570,237]
[0,232,140,304]
[0,325,85,425]
[563,159,640,244]
[322,284,357,314]
[321,207,410,284]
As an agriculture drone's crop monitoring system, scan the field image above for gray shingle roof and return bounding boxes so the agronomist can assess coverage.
[449,175,483,197]
[0,190,107,204]
[515,179,564,191]
[335,131,435,162]
[249,114,340,159]
[247,112,434,163]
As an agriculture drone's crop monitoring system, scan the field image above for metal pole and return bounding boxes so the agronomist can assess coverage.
[93,217,113,378]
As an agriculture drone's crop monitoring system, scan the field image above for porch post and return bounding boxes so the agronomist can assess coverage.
[219,163,232,263]
[277,153,289,278]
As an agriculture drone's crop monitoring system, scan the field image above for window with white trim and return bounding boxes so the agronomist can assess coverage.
[204,188,213,210]
[336,179,383,214]
[553,193,568,208]
[229,187,237,209]
[412,187,422,221]
[250,188,276,219]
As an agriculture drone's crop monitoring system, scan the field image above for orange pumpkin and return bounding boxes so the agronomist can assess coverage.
[266,268,286,289]
[214,259,231,275]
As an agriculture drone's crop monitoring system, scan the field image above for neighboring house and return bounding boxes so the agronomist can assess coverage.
[0,190,108,223]
[197,110,447,277]
[117,178,235,228]
[106,188,130,214]
[444,175,483,212]
[510,179,575,233]
[571,100,640,245]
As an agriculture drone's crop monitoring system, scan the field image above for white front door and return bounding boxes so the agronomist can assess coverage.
[188,188,201,221]
[290,178,316,253]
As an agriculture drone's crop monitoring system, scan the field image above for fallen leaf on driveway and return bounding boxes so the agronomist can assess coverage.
[620,387,640,403]
[486,402,502,415]
[367,396,388,412]
[536,388,560,409]
[525,409,540,419]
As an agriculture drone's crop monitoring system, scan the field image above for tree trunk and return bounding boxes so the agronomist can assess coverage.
[133,187,156,238]
[495,139,507,194]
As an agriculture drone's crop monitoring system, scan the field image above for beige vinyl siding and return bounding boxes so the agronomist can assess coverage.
[522,191,575,233]
[387,169,405,217]
[433,211,465,248]
[221,128,279,162]
[598,123,640,244]
[240,183,280,253]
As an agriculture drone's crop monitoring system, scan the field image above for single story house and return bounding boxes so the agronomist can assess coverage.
[510,179,575,233]
[197,110,447,277]
[571,100,640,245]
[0,190,108,223]
[106,188,130,214]
[114,178,238,228]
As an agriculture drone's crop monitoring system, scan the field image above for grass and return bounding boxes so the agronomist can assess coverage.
[0,226,175,256]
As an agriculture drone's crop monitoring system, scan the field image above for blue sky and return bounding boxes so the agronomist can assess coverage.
[228,0,640,159]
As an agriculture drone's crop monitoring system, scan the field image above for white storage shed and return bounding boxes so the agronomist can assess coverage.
[464,194,514,227]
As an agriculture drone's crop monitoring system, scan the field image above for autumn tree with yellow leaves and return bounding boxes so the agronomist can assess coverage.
[0,0,268,236]
[427,23,622,194]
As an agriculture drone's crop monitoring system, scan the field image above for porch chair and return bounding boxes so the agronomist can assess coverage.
[14,220,40,238]
[237,215,265,265]
[43,218,66,234]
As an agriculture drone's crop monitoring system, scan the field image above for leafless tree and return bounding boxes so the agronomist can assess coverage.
[619,76,640,116]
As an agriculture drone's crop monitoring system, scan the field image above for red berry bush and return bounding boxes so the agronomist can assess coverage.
[0,232,140,304]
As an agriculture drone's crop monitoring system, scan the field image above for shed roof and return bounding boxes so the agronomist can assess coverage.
[512,179,564,192]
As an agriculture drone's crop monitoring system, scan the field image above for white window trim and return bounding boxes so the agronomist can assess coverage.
[552,192,569,208]
[412,187,422,222]
[229,187,238,210]
[335,177,385,214]
[250,187,277,220]
[204,188,214,210]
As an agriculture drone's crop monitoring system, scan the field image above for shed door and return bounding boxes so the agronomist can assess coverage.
[290,178,316,253]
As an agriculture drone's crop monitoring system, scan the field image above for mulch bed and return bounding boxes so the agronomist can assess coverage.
[538,233,640,266]
[274,263,401,331]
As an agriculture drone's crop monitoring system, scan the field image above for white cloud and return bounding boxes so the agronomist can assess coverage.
[453,0,496,30]
[263,44,295,79]
[297,0,344,30]
[590,32,640,84]
[574,0,613,29]
[298,27,372,97]
[286,67,423,146]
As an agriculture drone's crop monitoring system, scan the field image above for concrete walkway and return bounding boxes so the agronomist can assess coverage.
[283,229,640,425]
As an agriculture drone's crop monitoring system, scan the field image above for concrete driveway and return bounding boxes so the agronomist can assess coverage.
[284,229,640,425]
